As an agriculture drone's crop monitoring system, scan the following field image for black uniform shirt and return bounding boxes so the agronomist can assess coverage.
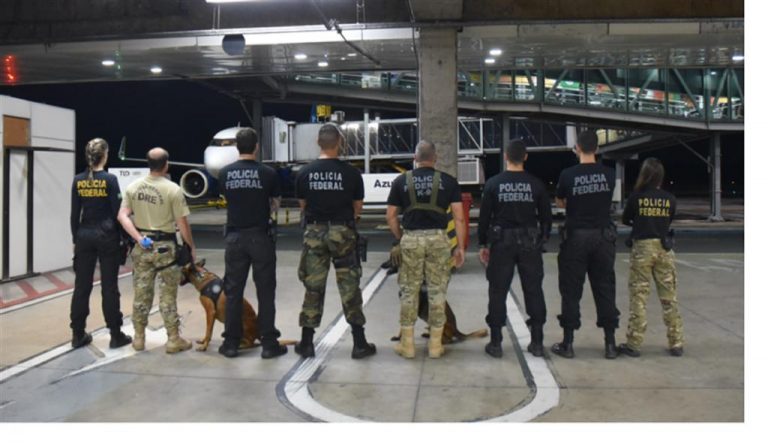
[295,158,364,222]
[478,170,553,245]
[386,166,461,230]
[70,170,121,239]
[219,159,280,229]
[622,189,676,239]
[556,163,616,229]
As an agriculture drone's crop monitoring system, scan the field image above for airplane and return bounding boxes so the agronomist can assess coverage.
[118,126,242,200]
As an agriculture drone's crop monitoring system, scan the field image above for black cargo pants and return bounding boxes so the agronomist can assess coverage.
[222,227,280,348]
[486,228,546,329]
[557,227,620,330]
[71,226,123,334]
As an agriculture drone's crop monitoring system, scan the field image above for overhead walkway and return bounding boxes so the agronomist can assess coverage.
[287,67,744,132]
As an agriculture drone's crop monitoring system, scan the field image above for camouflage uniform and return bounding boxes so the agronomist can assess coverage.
[298,224,365,328]
[399,229,452,327]
[131,239,182,330]
[626,239,684,350]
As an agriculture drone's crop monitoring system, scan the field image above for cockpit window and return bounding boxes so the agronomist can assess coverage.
[209,138,237,147]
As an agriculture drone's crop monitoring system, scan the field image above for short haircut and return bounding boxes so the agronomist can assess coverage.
[504,139,526,164]
[236,127,259,154]
[414,140,436,162]
[317,124,342,150]
[147,148,169,172]
[577,130,599,153]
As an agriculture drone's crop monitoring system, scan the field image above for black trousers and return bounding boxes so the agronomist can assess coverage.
[71,227,123,333]
[557,228,620,330]
[486,232,546,329]
[223,228,280,347]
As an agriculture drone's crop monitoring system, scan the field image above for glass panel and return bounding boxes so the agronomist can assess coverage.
[458,71,482,98]
[293,73,338,84]
[389,72,418,93]
[486,70,514,100]
[514,70,536,101]
[627,68,665,116]
[667,69,704,119]
[585,69,626,111]
[730,68,744,120]
[706,68,729,120]
[543,70,585,106]
[374,121,418,156]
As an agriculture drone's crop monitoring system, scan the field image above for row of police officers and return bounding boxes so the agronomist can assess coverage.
[69,127,684,360]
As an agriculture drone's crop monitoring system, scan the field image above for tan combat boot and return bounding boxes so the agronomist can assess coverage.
[394,326,416,359]
[428,326,445,359]
[132,325,146,351]
[165,327,193,354]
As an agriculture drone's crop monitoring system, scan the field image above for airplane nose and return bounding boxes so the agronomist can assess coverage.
[204,146,239,177]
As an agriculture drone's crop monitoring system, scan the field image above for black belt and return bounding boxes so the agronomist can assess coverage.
[139,230,176,241]
[306,219,354,226]
[227,224,266,233]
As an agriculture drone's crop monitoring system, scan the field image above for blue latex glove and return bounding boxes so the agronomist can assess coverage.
[140,236,154,249]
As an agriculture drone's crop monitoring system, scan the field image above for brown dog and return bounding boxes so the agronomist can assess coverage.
[180,260,296,351]
[391,285,488,344]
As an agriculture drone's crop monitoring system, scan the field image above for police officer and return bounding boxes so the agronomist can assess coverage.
[217,128,287,359]
[478,139,552,358]
[386,140,466,359]
[69,138,132,349]
[117,147,196,354]
[552,130,620,359]
[294,124,376,359]
[618,158,684,357]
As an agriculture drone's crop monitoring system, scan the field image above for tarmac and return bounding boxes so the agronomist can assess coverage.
[0,200,745,422]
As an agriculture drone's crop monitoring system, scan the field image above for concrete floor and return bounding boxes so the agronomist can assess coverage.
[0,243,743,422]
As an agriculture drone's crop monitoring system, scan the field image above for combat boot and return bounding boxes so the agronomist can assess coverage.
[71,331,93,349]
[109,330,132,349]
[618,343,641,357]
[165,327,193,354]
[604,328,618,360]
[527,325,544,357]
[394,326,416,359]
[132,325,145,351]
[551,328,575,358]
[295,327,316,358]
[350,325,376,359]
[484,327,502,358]
[428,326,445,359]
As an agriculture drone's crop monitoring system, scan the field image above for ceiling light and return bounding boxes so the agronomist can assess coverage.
[294,53,307,60]
[150,66,163,74]
[318,61,328,67]
[206,1,267,3]
[732,54,744,61]
[485,58,496,64]
[347,53,357,57]
[489,48,502,56]
[710,71,718,75]
[340,57,347,61]
[101,59,115,67]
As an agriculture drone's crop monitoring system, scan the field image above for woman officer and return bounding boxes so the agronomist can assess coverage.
[70,138,132,349]
[618,158,684,357]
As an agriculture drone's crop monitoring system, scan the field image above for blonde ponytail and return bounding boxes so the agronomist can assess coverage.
[85,138,109,180]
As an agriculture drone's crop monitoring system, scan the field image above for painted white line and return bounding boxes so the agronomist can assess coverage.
[484,290,560,422]
[0,306,160,383]
[0,272,133,315]
[279,267,389,422]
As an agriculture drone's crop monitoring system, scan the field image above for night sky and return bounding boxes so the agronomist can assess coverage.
[0,80,744,198]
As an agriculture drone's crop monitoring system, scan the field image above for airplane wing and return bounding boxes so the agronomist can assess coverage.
[117,136,204,168]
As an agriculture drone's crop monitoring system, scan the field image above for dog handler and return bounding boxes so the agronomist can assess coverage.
[217,128,287,359]
[551,130,620,360]
[618,158,684,357]
[294,124,376,360]
[69,138,132,349]
[478,139,552,358]
[118,147,196,354]
[386,140,466,359]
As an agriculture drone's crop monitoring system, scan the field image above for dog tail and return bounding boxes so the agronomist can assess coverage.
[454,328,489,341]
[278,339,299,346]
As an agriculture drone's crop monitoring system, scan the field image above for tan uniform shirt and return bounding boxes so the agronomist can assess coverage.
[121,175,190,233]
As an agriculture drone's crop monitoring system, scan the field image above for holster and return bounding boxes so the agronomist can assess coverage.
[662,229,675,251]
[488,225,503,244]
[356,234,368,263]
[267,218,278,243]
[602,223,618,243]
[558,224,567,243]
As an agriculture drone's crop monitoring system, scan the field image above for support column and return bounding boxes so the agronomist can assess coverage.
[363,108,370,174]
[709,133,724,222]
[501,114,510,171]
[615,159,625,212]
[418,28,458,177]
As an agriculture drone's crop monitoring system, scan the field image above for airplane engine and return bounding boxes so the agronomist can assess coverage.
[180,169,215,199]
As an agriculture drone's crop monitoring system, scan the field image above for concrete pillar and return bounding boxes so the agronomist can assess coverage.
[418,28,458,177]
[709,133,724,222]
[615,159,625,212]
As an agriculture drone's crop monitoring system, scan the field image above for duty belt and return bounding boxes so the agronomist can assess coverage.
[306,219,354,227]
[138,229,176,242]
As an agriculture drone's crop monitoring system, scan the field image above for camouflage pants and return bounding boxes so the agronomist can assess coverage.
[298,224,365,328]
[131,240,181,331]
[398,229,452,328]
[625,239,684,350]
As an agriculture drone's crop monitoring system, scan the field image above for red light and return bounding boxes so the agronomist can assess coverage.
[3,54,18,84]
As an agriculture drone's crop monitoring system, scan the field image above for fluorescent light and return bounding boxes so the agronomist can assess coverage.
[206,1,265,3]
[294,53,307,60]
[485,58,496,64]
[318,61,328,67]
[101,59,115,67]
[347,52,358,57]
[732,54,744,61]
[489,48,502,56]
[150,66,163,74]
